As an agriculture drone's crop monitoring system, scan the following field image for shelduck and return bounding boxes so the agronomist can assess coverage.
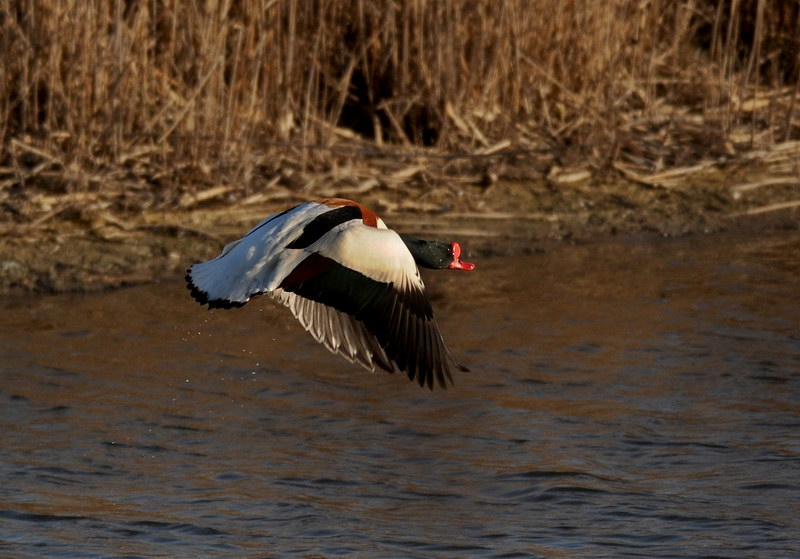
[186,198,475,389]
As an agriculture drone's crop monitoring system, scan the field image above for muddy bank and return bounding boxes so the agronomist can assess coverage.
[1,168,799,294]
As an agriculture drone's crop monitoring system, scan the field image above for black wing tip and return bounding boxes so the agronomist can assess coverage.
[410,361,467,391]
[185,267,246,310]
[427,356,470,390]
[377,336,467,391]
[369,354,457,391]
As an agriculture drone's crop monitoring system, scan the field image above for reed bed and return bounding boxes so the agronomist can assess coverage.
[1,0,799,226]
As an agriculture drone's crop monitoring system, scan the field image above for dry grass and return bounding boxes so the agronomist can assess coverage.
[1,0,799,222]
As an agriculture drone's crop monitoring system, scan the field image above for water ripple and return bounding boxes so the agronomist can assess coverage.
[2,233,799,557]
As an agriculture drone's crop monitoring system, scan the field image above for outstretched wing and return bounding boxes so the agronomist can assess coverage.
[273,232,466,388]
[186,201,333,307]
[272,274,464,389]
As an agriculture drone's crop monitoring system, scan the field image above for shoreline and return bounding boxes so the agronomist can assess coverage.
[1,167,798,295]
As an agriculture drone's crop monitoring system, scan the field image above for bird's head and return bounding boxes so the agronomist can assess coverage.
[401,237,476,271]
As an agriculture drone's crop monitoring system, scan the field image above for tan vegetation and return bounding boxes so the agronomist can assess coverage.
[1,0,799,228]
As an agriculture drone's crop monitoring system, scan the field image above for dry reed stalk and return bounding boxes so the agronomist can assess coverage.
[0,0,798,225]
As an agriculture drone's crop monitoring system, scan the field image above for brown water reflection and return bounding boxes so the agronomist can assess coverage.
[1,232,799,558]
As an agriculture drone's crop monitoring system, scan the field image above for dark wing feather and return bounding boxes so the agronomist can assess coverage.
[275,254,462,388]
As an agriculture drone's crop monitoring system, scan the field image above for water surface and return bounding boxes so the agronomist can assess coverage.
[2,232,799,558]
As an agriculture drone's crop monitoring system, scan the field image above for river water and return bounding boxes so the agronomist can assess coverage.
[1,231,799,558]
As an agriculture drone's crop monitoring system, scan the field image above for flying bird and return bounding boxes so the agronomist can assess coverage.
[186,198,475,389]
